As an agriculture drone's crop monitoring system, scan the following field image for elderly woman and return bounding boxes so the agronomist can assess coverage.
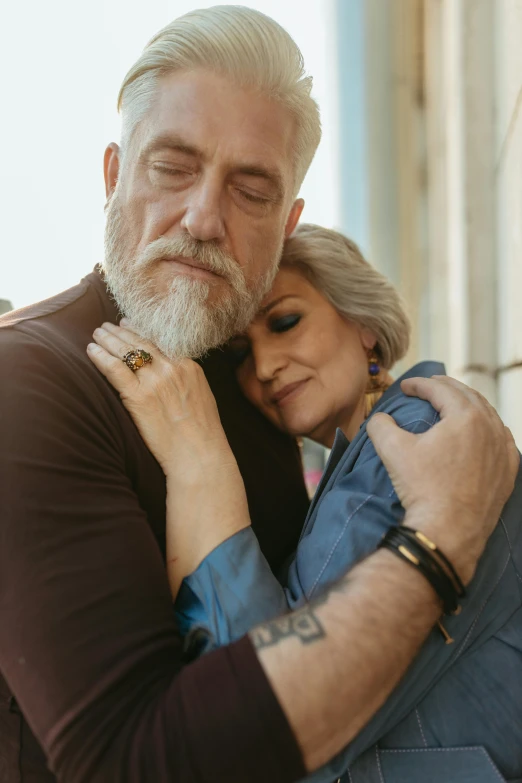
[89,225,522,783]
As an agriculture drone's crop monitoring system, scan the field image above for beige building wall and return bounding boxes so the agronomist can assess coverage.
[337,0,521,440]
[495,0,522,444]
[424,0,497,404]
[360,0,427,372]
[410,0,522,442]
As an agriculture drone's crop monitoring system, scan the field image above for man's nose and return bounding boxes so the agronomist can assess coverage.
[180,179,226,243]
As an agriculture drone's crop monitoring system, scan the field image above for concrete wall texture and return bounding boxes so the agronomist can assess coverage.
[336,0,522,443]
[424,0,522,443]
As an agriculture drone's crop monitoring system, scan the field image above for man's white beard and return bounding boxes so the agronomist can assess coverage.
[102,196,280,359]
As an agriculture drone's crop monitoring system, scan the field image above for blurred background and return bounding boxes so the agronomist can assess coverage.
[1,0,521,470]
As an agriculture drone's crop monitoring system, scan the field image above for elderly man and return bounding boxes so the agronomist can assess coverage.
[0,7,517,783]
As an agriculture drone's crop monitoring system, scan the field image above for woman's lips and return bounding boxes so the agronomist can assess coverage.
[271,379,309,407]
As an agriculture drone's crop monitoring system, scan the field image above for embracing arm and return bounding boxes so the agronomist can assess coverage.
[252,377,519,773]
[256,545,440,770]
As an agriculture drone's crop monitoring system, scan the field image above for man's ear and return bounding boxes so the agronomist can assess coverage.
[104,143,120,201]
[284,198,305,237]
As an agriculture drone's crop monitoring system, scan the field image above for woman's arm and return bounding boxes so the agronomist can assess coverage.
[164,462,251,597]
[89,321,252,596]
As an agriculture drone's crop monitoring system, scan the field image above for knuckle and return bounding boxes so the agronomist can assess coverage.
[181,358,199,374]
[191,362,205,380]
[466,406,486,428]
[160,363,177,383]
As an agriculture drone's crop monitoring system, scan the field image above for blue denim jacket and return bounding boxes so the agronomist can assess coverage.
[175,362,522,783]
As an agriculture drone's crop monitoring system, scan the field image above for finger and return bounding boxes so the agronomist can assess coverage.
[93,326,136,361]
[87,343,139,393]
[431,375,493,407]
[431,376,506,433]
[430,375,499,412]
[505,427,521,484]
[103,321,159,357]
[366,412,415,473]
[400,376,480,418]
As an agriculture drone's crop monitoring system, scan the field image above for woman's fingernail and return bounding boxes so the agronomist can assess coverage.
[120,317,129,326]
[87,342,99,352]
[93,327,104,337]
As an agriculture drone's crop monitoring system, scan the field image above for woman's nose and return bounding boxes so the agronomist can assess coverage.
[252,344,288,383]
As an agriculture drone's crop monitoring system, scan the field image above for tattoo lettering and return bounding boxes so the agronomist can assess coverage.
[250,576,352,651]
[250,605,326,650]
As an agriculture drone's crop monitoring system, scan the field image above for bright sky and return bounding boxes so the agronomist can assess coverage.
[1,0,340,309]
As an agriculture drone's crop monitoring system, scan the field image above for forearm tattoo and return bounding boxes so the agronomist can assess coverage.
[250,576,350,651]
[250,604,326,649]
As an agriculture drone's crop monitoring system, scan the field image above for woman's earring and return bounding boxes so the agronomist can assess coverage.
[364,350,389,418]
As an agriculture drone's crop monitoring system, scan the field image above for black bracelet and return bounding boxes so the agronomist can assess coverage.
[378,526,466,615]
[381,533,459,613]
[400,526,466,597]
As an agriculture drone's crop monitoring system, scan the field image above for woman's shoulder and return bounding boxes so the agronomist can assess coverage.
[372,360,445,434]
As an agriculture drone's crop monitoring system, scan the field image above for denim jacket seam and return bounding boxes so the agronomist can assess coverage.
[379,748,504,782]
[415,708,428,747]
[380,745,491,754]
[306,493,375,600]
[453,550,511,661]
[397,416,437,430]
[499,516,522,602]
[375,745,385,783]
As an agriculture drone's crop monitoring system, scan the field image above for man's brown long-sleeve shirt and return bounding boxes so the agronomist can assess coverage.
[0,270,309,783]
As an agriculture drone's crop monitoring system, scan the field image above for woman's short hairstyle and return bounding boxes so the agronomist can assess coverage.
[281,224,410,368]
[118,6,321,195]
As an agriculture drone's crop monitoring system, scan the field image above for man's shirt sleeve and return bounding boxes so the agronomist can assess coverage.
[0,327,305,783]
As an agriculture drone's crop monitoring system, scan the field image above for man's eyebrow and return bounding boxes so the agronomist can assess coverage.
[139,134,201,161]
[258,294,298,316]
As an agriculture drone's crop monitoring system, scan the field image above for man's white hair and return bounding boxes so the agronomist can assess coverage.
[117,5,321,194]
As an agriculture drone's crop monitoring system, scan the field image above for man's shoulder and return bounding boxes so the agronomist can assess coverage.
[0,270,116,359]
[0,277,91,332]
[0,271,119,403]
[378,391,439,432]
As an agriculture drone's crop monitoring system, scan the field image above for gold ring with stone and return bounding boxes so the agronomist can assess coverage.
[122,348,153,372]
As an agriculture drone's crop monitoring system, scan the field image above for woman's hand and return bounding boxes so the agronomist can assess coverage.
[87,320,234,481]
[87,320,252,596]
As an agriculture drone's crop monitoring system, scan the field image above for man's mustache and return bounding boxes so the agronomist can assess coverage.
[135,236,245,289]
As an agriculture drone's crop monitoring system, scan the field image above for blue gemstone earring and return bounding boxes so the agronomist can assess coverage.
[369,358,380,378]
[364,349,388,417]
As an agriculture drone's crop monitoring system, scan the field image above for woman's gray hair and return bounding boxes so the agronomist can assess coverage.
[281,224,410,369]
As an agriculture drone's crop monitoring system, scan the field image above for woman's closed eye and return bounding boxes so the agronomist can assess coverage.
[269,314,301,334]
[224,339,251,367]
